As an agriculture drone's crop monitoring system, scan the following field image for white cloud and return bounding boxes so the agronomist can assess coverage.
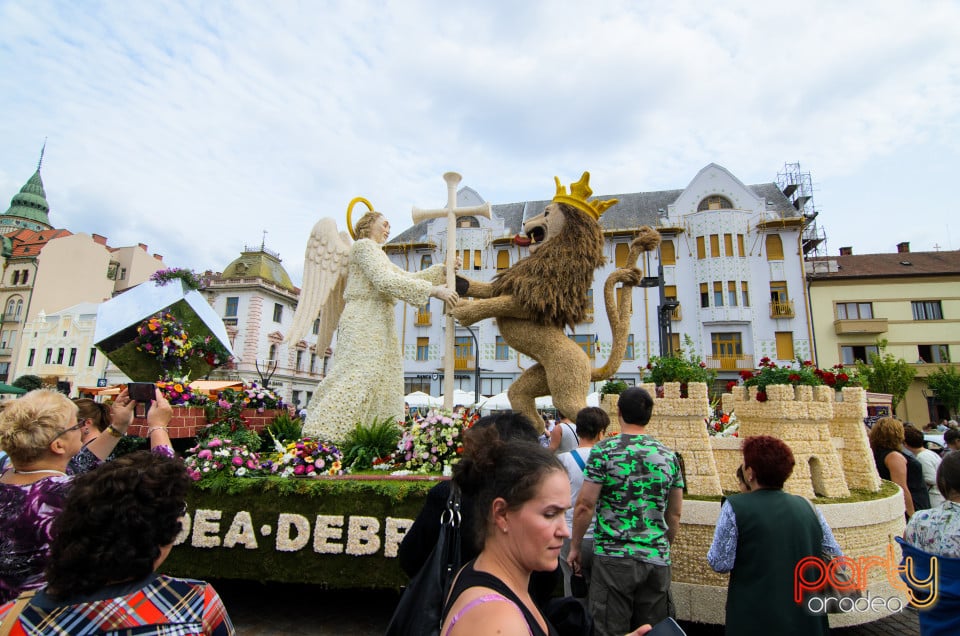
[1,0,958,284]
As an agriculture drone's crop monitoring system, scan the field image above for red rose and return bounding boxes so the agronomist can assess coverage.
[756,391,768,402]
[726,381,737,392]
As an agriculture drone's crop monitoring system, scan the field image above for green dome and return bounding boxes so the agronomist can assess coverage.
[222,247,295,291]
[2,170,52,230]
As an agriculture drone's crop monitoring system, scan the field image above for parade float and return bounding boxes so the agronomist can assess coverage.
[92,174,909,629]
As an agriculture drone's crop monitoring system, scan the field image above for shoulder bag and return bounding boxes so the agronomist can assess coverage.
[385,482,462,636]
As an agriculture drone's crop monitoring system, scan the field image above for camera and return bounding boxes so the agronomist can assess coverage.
[127,382,156,402]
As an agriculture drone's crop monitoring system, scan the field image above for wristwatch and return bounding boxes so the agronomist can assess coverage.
[105,424,125,438]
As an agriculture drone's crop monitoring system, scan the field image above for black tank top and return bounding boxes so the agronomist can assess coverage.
[442,560,557,636]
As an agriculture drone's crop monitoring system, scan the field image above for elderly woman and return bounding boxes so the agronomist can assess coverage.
[439,425,651,636]
[0,388,173,603]
[869,416,930,519]
[0,451,234,634]
[707,435,841,636]
[898,452,960,635]
[301,210,459,440]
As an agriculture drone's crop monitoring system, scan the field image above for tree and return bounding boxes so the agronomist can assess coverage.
[855,340,916,412]
[927,366,960,419]
[12,374,42,392]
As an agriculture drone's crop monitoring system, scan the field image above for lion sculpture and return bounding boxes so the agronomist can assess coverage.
[452,172,661,432]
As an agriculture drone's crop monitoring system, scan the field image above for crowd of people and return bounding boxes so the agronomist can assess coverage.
[2,379,959,634]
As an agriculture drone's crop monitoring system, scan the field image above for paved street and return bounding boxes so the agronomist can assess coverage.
[214,579,920,635]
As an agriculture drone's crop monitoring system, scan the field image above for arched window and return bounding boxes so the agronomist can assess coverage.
[457,216,480,228]
[697,196,733,211]
[14,299,22,318]
[660,240,676,265]
[268,344,278,361]
[765,234,784,261]
[5,299,15,316]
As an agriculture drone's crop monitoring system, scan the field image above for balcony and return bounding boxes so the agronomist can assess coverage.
[769,300,795,319]
[453,355,475,371]
[670,304,682,321]
[833,318,888,335]
[1,313,20,324]
[706,354,755,371]
[415,310,432,327]
[0,348,11,357]
[222,317,238,327]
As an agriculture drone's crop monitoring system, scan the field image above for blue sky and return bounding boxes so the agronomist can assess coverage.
[1,1,958,284]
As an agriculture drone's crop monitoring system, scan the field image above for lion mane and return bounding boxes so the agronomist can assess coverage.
[490,203,605,329]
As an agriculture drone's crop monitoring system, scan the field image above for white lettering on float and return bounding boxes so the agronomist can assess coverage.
[177,509,414,557]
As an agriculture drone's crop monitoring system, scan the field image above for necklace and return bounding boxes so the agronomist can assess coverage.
[12,468,68,477]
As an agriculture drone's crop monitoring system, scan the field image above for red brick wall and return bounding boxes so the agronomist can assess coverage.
[127,408,282,439]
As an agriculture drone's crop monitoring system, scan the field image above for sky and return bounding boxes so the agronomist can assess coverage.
[1,1,958,286]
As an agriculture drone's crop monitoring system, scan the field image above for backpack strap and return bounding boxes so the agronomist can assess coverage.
[0,589,38,636]
[569,449,586,471]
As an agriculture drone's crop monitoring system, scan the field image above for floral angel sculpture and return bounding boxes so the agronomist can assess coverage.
[286,198,458,442]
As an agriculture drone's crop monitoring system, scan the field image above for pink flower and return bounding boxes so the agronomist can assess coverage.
[232,456,243,466]
[208,439,223,448]
[293,464,305,475]
[198,450,213,460]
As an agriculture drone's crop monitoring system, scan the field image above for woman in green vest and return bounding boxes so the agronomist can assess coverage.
[706,436,841,635]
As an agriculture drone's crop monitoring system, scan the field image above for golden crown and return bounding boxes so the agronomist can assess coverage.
[553,171,617,220]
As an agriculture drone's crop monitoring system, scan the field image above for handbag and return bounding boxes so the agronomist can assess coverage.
[385,482,462,636]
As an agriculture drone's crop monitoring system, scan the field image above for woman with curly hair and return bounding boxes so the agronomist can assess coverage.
[0,451,234,634]
[0,388,173,603]
[869,416,930,519]
[707,435,841,636]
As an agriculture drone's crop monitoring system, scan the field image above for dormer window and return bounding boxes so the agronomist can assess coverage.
[697,196,733,211]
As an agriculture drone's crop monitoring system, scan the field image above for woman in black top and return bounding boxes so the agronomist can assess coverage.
[869,417,930,518]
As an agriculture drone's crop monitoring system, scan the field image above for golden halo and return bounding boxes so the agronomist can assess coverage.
[346,197,374,240]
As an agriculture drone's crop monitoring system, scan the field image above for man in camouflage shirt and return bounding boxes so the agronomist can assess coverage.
[567,387,683,635]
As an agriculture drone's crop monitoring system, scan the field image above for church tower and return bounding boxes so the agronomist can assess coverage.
[1,146,54,235]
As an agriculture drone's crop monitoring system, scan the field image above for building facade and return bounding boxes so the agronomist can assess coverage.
[385,163,820,398]
[807,244,960,423]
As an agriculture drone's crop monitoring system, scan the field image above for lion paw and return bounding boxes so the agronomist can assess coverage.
[451,301,480,326]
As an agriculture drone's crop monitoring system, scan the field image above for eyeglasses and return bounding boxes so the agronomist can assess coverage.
[52,421,85,440]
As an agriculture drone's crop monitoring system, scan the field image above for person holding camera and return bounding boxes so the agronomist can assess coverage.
[0,387,173,604]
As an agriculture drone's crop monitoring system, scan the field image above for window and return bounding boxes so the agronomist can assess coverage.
[268,344,277,361]
[4,299,14,317]
[56,348,64,364]
[700,282,709,308]
[615,243,630,268]
[697,195,733,211]
[724,234,734,257]
[713,281,723,306]
[710,234,720,258]
[20,270,28,285]
[728,281,738,306]
[291,390,301,406]
[27,348,35,366]
[616,286,631,311]
[11,271,18,285]
[310,353,317,373]
[660,240,676,265]
[584,289,594,321]
[836,302,873,320]
[737,234,745,257]
[88,348,96,366]
[568,334,596,359]
[770,282,788,303]
[457,216,480,228]
[312,319,320,335]
[711,332,744,370]
[625,334,635,360]
[696,236,706,260]
[420,254,433,270]
[841,345,879,365]
[45,348,52,364]
[473,250,482,270]
[296,350,303,370]
[455,336,473,365]
[405,377,431,395]
[765,234,784,260]
[496,250,510,270]
[918,344,950,364]
[670,333,681,354]
[0,362,7,382]
[225,297,239,317]
[495,336,510,360]
[15,299,22,318]
[912,301,943,321]
[416,337,429,361]
[0,330,10,348]
[741,281,750,307]
[775,332,794,360]
[273,303,283,322]
[119,267,127,280]
[68,348,77,366]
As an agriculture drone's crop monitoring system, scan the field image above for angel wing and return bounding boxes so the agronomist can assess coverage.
[286,217,352,355]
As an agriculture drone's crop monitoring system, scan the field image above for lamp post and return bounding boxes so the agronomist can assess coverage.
[461,326,481,400]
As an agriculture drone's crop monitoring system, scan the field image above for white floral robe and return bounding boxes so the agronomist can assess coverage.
[303,239,445,441]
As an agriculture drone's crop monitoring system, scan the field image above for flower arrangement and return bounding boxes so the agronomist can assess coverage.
[217,382,285,412]
[156,378,208,406]
[150,267,203,291]
[706,410,739,437]
[391,409,472,474]
[183,437,262,481]
[263,437,344,477]
[735,358,861,402]
[642,336,716,397]
[134,312,193,371]
[190,334,233,368]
